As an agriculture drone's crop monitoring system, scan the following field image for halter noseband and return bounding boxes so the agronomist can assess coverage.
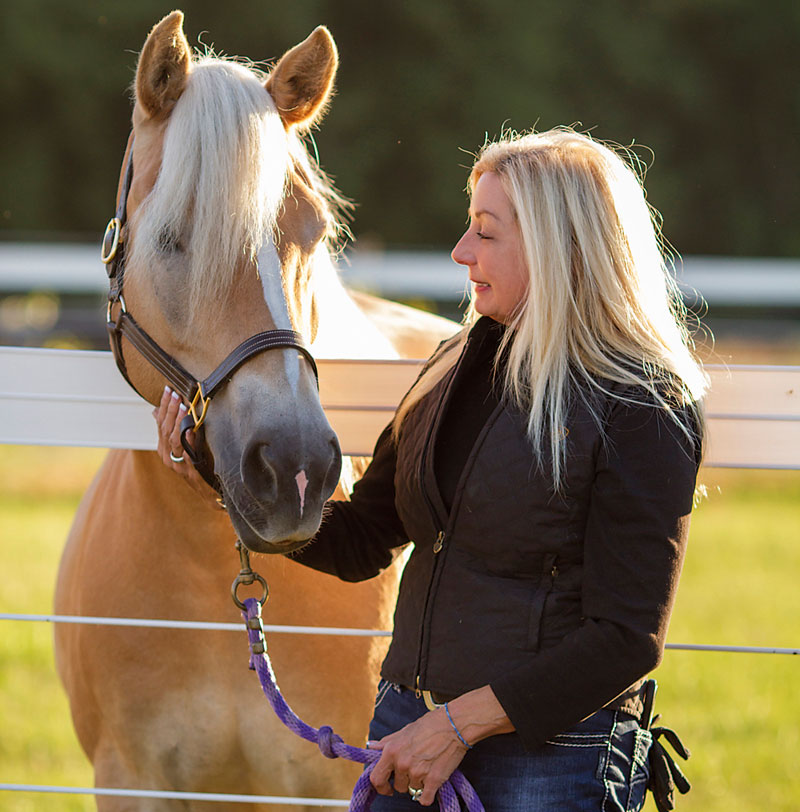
[101,135,319,494]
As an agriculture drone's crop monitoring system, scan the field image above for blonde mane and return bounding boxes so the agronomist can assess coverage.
[130,55,295,311]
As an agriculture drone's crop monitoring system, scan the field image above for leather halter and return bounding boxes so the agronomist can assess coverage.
[101,135,318,493]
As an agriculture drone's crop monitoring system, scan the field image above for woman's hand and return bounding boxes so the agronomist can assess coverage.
[153,386,222,506]
[368,708,468,806]
[368,685,513,805]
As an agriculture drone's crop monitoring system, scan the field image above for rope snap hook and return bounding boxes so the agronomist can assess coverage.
[231,540,269,612]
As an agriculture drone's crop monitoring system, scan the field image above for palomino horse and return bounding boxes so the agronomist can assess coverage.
[54,12,456,811]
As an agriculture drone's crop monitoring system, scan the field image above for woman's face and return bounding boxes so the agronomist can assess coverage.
[451,171,529,324]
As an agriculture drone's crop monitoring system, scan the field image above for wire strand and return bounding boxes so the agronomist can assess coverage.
[0,613,796,653]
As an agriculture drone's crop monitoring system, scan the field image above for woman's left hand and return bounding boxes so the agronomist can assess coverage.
[368,708,468,806]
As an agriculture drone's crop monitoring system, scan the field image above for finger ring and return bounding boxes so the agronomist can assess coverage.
[408,787,423,802]
[169,451,185,463]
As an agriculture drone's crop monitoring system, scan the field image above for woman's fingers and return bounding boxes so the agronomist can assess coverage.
[153,387,172,467]
[170,401,188,453]
[151,386,225,508]
[155,388,184,465]
[164,388,182,444]
[367,711,467,806]
[369,747,399,796]
[418,771,446,806]
[369,738,423,797]
[155,385,171,438]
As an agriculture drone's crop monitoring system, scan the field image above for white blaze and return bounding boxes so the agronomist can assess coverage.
[295,470,308,517]
[257,241,299,393]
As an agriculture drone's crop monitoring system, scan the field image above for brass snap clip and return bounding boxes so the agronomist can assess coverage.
[231,539,269,611]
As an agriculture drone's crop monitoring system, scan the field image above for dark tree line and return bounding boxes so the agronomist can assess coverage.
[2,0,798,257]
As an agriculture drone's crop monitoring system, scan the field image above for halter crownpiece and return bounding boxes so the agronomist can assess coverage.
[103,133,319,494]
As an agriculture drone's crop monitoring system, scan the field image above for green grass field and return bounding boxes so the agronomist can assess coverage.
[0,446,798,811]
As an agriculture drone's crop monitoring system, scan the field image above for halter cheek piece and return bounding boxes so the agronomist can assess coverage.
[101,135,318,496]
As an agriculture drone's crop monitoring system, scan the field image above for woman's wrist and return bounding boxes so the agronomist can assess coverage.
[445,685,514,746]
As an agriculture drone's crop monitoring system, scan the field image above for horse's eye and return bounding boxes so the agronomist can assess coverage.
[157,227,183,254]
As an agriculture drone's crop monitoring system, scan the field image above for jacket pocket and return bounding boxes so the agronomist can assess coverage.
[526,553,558,650]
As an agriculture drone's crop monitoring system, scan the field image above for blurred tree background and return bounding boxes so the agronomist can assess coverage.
[1,0,798,256]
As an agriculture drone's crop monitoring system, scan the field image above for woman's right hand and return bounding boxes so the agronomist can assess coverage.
[153,386,223,507]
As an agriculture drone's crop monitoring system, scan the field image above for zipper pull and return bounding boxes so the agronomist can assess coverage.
[415,675,422,699]
[433,530,445,554]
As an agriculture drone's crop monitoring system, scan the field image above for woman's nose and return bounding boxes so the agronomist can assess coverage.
[451,231,472,266]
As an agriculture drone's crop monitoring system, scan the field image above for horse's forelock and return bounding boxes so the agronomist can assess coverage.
[130,56,290,310]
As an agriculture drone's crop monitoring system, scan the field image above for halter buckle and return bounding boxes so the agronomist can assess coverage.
[101,217,123,264]
[189,384,211,429]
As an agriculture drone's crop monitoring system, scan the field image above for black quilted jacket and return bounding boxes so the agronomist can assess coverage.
[293,317,701,750]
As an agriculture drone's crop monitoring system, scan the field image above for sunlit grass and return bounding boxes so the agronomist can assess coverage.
[0,447,798,811]
[643,468,800,811]
[0,446,103,812]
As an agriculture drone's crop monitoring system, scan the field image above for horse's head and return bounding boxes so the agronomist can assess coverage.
[113,11,345,552]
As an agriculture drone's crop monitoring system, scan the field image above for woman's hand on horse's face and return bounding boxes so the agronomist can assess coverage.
[367,709,468,806]
[153,387,220,505]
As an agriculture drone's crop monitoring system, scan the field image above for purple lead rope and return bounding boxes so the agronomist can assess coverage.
[242,598,484,812]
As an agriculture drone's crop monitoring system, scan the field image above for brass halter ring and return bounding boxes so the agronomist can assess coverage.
[101,217,122,264]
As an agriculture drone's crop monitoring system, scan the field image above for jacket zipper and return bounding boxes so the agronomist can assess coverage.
[432,530,444,554]
[412,336,473,691]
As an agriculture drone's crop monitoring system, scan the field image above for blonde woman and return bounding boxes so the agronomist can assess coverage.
[156,128,704,811]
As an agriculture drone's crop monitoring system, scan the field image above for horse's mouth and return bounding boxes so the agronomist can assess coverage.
[222,488,315,555]
[239,532,310,556]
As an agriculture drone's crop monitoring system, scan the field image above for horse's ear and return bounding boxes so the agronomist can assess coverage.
[136,10,192,119]
[266,27,338,129]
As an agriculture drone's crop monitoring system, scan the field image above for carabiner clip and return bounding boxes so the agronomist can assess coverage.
[231,540,269,611]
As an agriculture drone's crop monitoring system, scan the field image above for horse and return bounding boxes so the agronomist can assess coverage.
[54,12,456,811]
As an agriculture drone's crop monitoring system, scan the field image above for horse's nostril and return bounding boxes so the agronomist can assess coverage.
[239,431,341,512]
[324,436,343,497]
[242,442,278,505]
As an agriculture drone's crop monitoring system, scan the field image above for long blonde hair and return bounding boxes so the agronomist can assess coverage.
[394,127,707,488]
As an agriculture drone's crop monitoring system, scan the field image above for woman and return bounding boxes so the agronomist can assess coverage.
[155,127,705,811]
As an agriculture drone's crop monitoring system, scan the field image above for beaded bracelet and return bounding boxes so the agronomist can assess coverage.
[444,702,472,749]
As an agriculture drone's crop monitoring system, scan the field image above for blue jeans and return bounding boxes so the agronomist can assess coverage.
[367,681,651,812]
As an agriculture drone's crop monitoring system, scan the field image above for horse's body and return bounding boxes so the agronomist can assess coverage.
[54,13,456,810]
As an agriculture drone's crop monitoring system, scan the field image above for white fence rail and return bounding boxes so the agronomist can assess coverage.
[1,346,799,467]
[3,244,800,306]
[1,347,799,806]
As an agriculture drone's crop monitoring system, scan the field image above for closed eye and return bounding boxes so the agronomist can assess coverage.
[156,227,183,254]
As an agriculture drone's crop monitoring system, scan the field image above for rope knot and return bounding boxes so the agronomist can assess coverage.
[317,725,343,759]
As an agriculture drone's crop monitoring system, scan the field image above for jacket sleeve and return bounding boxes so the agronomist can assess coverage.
[288,424,411,581]
[489,399,702,750]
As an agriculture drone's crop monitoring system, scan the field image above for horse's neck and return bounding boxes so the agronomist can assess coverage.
[309,248,399,360]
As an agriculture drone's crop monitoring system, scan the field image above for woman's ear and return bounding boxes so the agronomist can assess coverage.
[136,10,192,120]
[265,26,338,129]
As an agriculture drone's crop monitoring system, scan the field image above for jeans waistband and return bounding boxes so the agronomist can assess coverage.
[403,679,653,721]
